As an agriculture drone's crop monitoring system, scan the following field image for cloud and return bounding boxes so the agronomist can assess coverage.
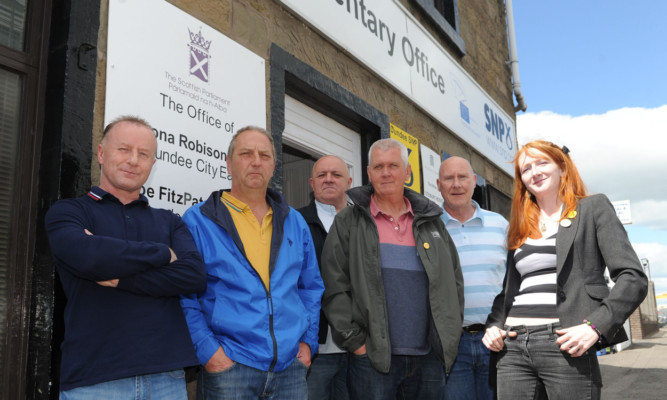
[629,200,667,230]
[517,106,667,229]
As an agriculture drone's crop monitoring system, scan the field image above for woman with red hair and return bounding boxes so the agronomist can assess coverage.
[482,140,647,399]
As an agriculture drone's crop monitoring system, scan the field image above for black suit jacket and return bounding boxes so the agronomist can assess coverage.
[297,199,330,344]
[487,194,648,347]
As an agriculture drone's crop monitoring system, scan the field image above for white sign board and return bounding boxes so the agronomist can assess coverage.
[278,0,516,175]
[612,200,632,225]
[106,0,266,214]
[420,144,444,206]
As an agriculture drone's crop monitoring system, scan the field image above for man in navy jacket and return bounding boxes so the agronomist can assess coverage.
[298,155,352,400]
[45,116,206,398]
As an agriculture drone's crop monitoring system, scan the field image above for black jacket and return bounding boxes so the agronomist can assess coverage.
[486,194,648,347]
[297,199,331,344]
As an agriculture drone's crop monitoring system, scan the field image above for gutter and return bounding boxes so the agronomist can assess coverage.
[505,0,528,112]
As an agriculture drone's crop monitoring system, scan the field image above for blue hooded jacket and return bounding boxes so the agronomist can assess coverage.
[180,189,324,372]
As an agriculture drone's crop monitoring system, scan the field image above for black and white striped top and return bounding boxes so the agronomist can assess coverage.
[505,231,559,325]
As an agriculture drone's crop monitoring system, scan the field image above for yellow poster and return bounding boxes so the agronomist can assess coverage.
[389,123,421,193]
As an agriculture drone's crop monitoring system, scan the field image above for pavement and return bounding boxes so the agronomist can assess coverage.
[598,326,667,399]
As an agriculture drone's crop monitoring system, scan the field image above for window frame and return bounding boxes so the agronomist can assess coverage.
[410,0,466,54]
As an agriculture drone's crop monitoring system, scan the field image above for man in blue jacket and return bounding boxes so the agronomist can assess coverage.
[45,116,207,398]
[181,126,324,399]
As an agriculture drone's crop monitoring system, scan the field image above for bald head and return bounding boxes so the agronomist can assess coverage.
[437,156,477,221]
[310,155,352,212]
[439,156,474,177]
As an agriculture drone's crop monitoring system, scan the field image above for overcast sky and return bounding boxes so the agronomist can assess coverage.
[512,2,667,303]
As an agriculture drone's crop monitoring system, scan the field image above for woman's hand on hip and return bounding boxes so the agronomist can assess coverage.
[482,326,516,352]
[556,324,599,357]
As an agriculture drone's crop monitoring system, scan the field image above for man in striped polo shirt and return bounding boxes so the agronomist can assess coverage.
[437,156,508,400]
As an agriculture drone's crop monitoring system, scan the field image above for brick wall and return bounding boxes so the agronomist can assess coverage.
[629,282,660,340]
[94,0,516,194]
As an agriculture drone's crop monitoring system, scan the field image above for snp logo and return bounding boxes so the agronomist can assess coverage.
[484,103,513,151]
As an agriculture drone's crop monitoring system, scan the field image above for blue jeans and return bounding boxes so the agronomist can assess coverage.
[444,331,494,400]
[348,352,444,400]
[307,353,349,400]
[59,369,186,400]
[197,359,308,400]
[496,324,601,400]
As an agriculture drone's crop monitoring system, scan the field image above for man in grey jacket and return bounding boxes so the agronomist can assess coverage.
[321,138,464,400]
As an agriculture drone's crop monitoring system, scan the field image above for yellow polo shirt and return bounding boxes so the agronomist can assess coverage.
[221,192,273,289]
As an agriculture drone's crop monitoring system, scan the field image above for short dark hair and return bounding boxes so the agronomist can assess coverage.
[102,115,152,139]
[227,125,275,158]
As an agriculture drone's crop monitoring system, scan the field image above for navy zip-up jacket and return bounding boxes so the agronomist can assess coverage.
[45,186,206,390]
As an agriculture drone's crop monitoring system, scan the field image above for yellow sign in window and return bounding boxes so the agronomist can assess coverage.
[389,123,421,193]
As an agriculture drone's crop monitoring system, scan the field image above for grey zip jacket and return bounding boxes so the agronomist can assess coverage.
[321,185,464,374]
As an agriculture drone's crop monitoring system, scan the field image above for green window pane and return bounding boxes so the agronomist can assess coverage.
[0,67,22,379]
[0,0,27,50]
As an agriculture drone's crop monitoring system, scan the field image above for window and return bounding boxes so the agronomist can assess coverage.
[411,0,465,54]
[0,0,28,388]
[0,0,50,398]
[0,0,27,50]
[0,66,21,389]
[434,0,456,28]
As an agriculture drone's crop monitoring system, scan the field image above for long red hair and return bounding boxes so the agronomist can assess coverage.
[507,140,588,250]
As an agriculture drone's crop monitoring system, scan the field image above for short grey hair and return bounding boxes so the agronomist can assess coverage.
[368,138,408,166]
[227,125,275,158]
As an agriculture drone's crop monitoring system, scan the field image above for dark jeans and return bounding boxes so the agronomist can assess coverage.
[497,323,601,400]
[348,351,444,400]
[307,353,349,400]
[197,359,308,400]
[60,369,186,400]
[443,331,494,400]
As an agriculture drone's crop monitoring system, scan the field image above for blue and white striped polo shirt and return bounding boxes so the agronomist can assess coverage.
[441,201,509,326]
